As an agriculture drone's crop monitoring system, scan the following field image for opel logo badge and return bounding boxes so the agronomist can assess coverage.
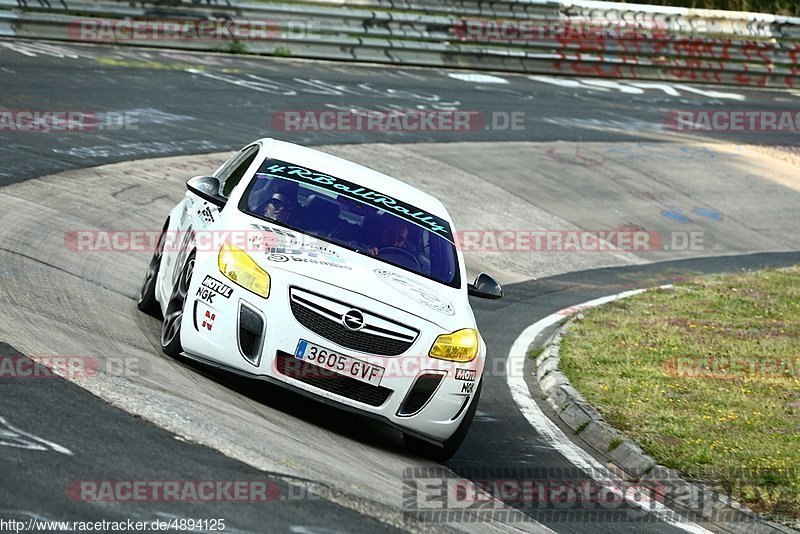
[342,309,365,331]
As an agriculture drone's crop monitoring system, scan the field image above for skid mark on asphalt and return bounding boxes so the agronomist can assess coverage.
[544,145,607,167]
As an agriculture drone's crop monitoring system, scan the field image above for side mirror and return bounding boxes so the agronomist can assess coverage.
[187,176,226,208]
[468,272,503,299]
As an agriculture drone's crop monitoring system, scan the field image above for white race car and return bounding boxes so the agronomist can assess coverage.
[137,138,503,460]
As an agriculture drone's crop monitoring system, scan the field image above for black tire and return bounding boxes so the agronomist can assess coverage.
[161,251,195,357]
[403,379,482,462]
[136,220,168,319]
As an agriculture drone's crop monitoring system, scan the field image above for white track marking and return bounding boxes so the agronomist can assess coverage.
[0,416,73,455]
[580,80,645,94]
[506,289,711,534]
[528,76,747,101]
[628,82,682,96]
[673,84,746,101]
[448,73,509,84]
[0,42,36,57]
[528,75,607,90]
[0,42,78,58]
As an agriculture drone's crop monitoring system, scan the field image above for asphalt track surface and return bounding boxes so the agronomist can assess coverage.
[3,253,800,533]
[1,38,799,533]
[1,38,799,185]
[0,341,401,534]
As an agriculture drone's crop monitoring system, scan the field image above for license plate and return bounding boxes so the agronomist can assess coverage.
[294,340,385,387]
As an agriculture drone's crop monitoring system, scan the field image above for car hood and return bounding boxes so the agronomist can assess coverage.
[240,220,471,330]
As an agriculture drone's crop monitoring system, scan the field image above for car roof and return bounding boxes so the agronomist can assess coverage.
[259,138,449,218]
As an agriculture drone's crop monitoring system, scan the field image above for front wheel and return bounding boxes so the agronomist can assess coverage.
[403,379,482,462]
[136,221,168,318]
[161,252,195,357]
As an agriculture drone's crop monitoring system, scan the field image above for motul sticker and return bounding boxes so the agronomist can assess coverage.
[202,275,233,298]
[455,368,476,381]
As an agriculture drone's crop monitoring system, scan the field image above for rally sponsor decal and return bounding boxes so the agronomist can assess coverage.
[249,224,345,261]
[455,368,477,381]
[201,310,216,331]
[196,205,216,228]
[266,253,289,262]
[264,253,352,270]
[253,159,453,242]
[196,286,216,304]
[202,275,233,298]
[375,269,455,315]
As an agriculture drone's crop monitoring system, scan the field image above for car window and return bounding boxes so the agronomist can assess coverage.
[238,158,460,288]
[218,145,259,198]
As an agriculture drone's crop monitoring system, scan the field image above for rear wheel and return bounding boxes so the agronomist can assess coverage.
[403,379,482,462]
[136,220,168,318]
[161,252,195,357]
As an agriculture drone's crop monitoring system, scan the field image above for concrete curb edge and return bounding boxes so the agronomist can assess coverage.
[528,289,797,534]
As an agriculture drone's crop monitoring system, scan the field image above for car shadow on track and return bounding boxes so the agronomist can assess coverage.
[176,352,412,455]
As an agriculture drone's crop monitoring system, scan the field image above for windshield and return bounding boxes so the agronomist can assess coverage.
[238,158,460,288]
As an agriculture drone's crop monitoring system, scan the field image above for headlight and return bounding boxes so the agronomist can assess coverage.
[429,328,479,363]
[218,242,270,298]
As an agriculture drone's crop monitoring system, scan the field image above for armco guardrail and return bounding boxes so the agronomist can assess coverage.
[1,0,798,88]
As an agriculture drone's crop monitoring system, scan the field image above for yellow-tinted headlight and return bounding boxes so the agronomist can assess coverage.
[429,328,479,363]
[218,242,270,298]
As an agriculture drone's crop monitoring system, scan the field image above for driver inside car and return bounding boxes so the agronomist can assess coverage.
[261,180,298,223]
[369,218,409,256]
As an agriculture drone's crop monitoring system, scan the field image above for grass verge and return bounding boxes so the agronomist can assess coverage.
[558,266,800,525]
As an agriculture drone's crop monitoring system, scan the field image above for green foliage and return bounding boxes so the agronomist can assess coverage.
[619,0,797,16]
[559,266,800,525]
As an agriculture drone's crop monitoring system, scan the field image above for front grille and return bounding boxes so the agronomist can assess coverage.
[289,288,418,356]
[398,373,443,416]
[275,352,392,407]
